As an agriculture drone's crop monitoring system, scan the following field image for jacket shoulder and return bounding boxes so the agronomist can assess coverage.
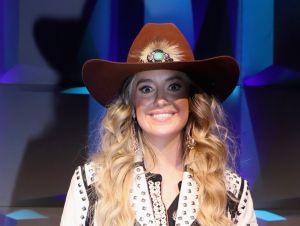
[75,161,97,188]
[225,169,245,200]
[61,162,98,226]
[225,170,256,225]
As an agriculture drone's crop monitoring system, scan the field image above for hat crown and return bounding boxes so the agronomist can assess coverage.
[82,23,239,106]
[127,23,195,63]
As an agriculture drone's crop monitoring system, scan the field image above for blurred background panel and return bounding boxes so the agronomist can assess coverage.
[0,0,299,225]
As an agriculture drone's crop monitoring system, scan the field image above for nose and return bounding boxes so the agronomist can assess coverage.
[154,89,169,106]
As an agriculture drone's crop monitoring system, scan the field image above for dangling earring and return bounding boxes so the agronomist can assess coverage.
[186,134,195,151]
[185,121,195,152]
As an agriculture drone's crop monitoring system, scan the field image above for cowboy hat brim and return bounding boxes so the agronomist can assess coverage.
[82,56,239,106]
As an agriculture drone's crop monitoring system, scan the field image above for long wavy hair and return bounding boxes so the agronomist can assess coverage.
[91,75,236,226]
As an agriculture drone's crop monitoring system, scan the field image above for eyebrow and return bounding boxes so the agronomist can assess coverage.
[136,79,152,87]
[136,75,186,87]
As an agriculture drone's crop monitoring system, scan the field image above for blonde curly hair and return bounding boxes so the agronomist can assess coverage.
[91,75,236,226]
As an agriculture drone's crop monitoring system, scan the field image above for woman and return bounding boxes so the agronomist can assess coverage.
[61,23,258,226]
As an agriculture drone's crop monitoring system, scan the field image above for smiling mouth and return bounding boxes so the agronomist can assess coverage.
[151,113,174,121]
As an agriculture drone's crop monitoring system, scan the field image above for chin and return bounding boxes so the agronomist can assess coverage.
[144,127,184,138]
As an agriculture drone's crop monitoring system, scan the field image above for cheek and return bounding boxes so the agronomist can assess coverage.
[177,98,189,118]
[134,97,150,118]
[135,102,150,132]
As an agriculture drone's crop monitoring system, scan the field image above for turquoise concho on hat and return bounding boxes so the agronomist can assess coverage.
[145,49,174,63]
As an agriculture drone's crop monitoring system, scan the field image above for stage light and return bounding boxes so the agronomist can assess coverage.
[255,210,287,222]
[62,87,89,94]
[6,209,47,220]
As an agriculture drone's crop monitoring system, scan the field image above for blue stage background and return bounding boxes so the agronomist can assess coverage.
[1,0,300,223]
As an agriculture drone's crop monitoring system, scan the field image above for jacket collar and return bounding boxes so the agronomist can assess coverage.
[130,162,199,226]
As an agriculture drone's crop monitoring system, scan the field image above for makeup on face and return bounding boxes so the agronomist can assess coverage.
[133,70,190,139]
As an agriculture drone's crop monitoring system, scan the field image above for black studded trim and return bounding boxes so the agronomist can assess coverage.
[74,166,89,225]
[134,161,145,169]
[81,163,98,226]
[236,179,249,221]
[81,165,89,189]
[227,193,239,221]
[134,220,142,226]
[225,171,249,224]
[85,186,97,226]
[238,179,245,201]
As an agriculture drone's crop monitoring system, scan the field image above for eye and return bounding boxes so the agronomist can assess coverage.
[139,85,153,94]
[168,83,182,92]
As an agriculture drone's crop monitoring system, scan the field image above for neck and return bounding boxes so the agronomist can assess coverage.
[143,133,184,173]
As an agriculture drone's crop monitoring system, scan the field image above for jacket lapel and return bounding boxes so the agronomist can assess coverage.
[130,162,156,226]
[130,163,200,226]
[175,171,200,225]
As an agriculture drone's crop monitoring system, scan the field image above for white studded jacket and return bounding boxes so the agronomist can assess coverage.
[60,162,258,226]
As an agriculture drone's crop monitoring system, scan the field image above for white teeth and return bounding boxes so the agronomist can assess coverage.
[152,113,173,120]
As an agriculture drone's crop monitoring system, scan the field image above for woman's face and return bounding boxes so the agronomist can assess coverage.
[133,70,190,140]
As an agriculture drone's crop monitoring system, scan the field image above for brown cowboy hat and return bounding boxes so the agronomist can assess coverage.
[82,23,239,106]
